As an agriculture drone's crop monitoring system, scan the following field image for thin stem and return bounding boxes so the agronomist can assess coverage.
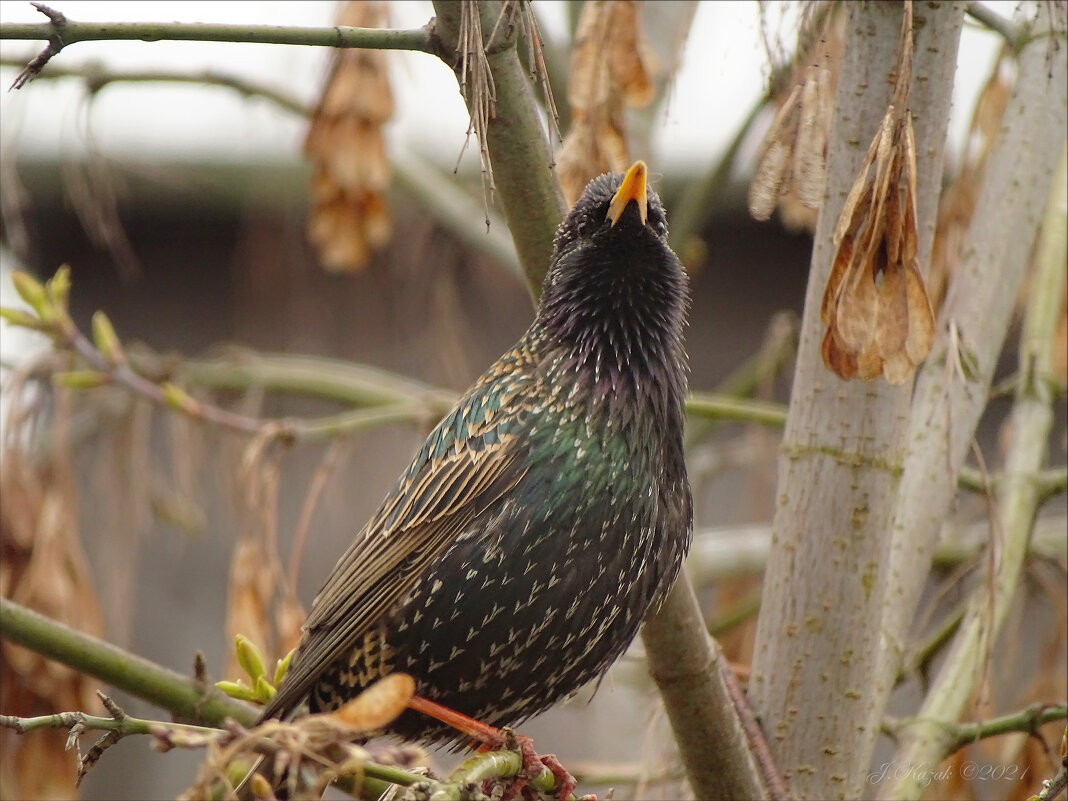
[899,605,965,685]
[945,703,1067,753]
[685,392,788,427]
[0,708,215,738]
[0,18,434,52]
[964,2,1024,50]
[24,310,450,443]
[0,56,313,115]
[0,597,259,727]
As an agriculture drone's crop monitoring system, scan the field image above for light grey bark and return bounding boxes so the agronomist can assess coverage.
[748,4,965,798]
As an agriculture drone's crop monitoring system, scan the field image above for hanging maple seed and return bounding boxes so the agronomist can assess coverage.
[748,4,842,227]
[556,0,656,205]
[820,1,934,384]
[304,0,394,273]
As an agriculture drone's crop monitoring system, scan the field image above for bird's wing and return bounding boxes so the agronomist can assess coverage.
[261,372,533,720]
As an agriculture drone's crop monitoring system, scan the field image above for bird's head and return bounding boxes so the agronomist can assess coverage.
[536,161,689,402]
[549,160,669,262]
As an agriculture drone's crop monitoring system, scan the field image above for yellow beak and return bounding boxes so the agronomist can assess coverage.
[606,160,649,227]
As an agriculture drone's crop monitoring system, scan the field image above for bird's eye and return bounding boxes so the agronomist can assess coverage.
[576,220,589,237]
[654,220,667,237]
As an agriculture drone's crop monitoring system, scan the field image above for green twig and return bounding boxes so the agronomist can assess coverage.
[0,55,314,115]
[946,703,1067,753]
[899,605,965,685]
[0,9,434,53]
[0,597,259,727]
[173,350,457,412]
[0,707,151,736]
[4,291,450,443]
[884,703,1068,751]
[685,392,788,427]
[957,464,1068,501]
[707,590,763,637]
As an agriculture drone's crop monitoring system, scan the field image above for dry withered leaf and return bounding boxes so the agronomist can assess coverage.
[749,5,844,229]
[328,673,416,733]
[0,415,104,797]
[304,0,394,272]
[557,1,657,205]
[820,2,935,384]
[224,435,301,683]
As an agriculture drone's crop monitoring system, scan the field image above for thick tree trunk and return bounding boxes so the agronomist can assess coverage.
[749,4,964,798]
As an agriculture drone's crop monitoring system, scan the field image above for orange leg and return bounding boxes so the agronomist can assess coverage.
[406,695,583,801]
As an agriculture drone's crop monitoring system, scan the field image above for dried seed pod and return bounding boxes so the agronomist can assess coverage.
[557,1,656,205]
[304,1,394,272]
[749,5,843,229]
[820,2,934,384]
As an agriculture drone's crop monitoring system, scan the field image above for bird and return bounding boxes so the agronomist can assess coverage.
[259,160,693,749]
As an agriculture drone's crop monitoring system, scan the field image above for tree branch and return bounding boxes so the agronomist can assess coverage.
[0,19,432,50]
[685,514,1068,585]
[2,3,435,88]
[964,2,1026,50]
[0,597,259,727]
[641,577,783,800]
[0,55,314,115]
[879,134,1068,801]
[4,281,452,444]
[748,5,966,797]
[431,0,568,301]
[944,703,1067,753]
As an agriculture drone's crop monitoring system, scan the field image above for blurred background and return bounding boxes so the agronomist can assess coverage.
[2,2,1059,800]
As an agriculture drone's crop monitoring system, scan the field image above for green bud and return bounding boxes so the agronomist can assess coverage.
[214,679,255,701]
[161,382,198,414]
[235,634,266,682]
[47,265,71,313]
[0,307,45,330]
[53,370,109,389]
[11,270,48,318]
[254,675,277,703]
[91,311,126,365]
[274,648,294,686]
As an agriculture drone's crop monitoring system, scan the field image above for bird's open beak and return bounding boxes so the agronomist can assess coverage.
[606,160,649,227]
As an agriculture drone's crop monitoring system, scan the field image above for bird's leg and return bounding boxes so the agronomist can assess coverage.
[406,695,583,801]
[407,694,500,744]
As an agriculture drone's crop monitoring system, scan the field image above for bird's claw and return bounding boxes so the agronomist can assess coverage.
[502,731,582,801]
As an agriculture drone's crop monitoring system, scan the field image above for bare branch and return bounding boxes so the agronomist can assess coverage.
[2,3,435,88]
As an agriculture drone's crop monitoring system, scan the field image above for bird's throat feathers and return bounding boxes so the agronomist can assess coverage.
[536,244,689,416]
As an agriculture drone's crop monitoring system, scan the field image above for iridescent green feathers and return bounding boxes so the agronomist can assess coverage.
[261,162,692,733]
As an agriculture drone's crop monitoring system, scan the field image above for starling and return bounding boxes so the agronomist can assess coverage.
[260,160,692,744]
